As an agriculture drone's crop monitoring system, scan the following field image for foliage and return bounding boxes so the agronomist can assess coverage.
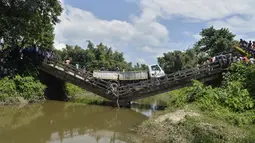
[139,63,255,142]
[65,82,107,105]
[0,0,62,48]
[157,44,210,74]
[55,41,147,71]
[157,27,236,74]
[0,0,63,77]
[197,26,236,56]
[138,114,249,143]
[65,83,86,97]
[163,63,255,126]
[223,63,255,97]
[0,75,46,104]
[188,80,254,113]
[72,95,106,105]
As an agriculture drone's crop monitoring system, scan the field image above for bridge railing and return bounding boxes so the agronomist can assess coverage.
[117,61,226,98]
[42,58,113,93]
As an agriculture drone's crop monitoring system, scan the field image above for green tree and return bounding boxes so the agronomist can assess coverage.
[197,26,235,56]
[56,42,134,71]
[0,0,63,48]
[157,27,236,74]
[158,50,199,74]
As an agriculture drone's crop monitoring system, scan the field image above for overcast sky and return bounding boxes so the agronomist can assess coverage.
[54,0,255,64]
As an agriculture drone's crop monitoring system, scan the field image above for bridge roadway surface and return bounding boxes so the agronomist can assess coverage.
[39,57,232,102]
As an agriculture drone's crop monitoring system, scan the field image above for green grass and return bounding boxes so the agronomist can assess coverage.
[65,83,107,105]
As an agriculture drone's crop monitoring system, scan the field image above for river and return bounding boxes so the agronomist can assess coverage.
[0,101,162,143]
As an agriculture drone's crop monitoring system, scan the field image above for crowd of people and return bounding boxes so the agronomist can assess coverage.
[239,39,255,56]
[208,54,254,66]
[198,39,255,67]
[196,54,234,68]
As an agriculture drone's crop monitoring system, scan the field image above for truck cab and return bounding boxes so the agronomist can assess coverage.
[148,64,165,78]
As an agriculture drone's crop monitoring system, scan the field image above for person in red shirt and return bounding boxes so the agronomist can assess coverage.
[243,56,249,65]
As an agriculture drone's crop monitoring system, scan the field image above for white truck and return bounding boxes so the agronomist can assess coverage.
[93,64,166,86]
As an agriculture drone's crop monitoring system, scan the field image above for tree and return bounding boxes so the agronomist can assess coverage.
[158,51,188,74]
[197,26,235,56]
[0,0,63,48]
[157,27,236,74]
[55,42,134,71]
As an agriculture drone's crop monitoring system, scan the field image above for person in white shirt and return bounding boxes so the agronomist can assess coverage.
[65,58,70,65]
[249,58,254,64]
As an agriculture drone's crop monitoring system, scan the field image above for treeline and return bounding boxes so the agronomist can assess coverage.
[54,41,147,71]
[0,0,240,75]
[54,26,238,74]
[158,27,237,74]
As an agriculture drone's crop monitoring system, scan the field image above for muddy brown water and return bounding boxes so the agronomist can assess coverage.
[0,101,156,143]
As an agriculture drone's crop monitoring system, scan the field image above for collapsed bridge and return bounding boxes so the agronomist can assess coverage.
[39,56,233,103]
[0,46,236,104]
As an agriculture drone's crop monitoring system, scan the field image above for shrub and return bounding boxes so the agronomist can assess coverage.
[65,83,86,97]
[0,76,46,104]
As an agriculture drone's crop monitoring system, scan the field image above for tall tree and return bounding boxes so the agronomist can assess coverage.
[0,0,63,48]
[197,26,235,56]
[56,42,135,71]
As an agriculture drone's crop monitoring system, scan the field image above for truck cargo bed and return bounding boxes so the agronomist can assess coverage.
[93,71,148,81]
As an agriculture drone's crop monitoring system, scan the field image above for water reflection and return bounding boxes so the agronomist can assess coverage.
[0,101,152,143]
[130,102,167,117]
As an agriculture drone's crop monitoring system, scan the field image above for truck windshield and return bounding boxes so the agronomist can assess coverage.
[151,65,160,71]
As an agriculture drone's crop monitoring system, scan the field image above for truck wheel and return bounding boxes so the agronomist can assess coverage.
[155,79,160,86]
[110,82,119,93]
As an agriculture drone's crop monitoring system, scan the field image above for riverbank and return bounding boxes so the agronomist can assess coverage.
[65,83,108,105]
[0,76,106,106]
[138,107,255,143]
[137,63,255,143]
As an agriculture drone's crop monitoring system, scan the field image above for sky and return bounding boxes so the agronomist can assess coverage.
[54,0,255,65]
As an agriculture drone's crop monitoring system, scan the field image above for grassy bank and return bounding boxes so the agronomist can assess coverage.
[65,83,107,105]
[0,76,46,105]
[137,63,255,143]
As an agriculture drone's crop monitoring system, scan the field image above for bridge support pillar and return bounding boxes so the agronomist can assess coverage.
[38,71,68,100]
[117,100,131,108]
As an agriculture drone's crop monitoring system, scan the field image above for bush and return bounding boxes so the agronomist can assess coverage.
[0,75,46,104]
[65,83,107,105]
[65,83,86,97]
[166,63,255,126]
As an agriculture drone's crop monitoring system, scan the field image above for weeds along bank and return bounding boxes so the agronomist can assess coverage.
[65,83,107,105]
[138,63,255,143]
[0,76,46,105]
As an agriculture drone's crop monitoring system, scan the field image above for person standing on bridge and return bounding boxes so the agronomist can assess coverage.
[243,56,249,66]
[75,63,79,70]
[82,66,86,73]
[116,66,119,71]
[65,58,70,65]
[240,39,243,47]
[248,41,252,49]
